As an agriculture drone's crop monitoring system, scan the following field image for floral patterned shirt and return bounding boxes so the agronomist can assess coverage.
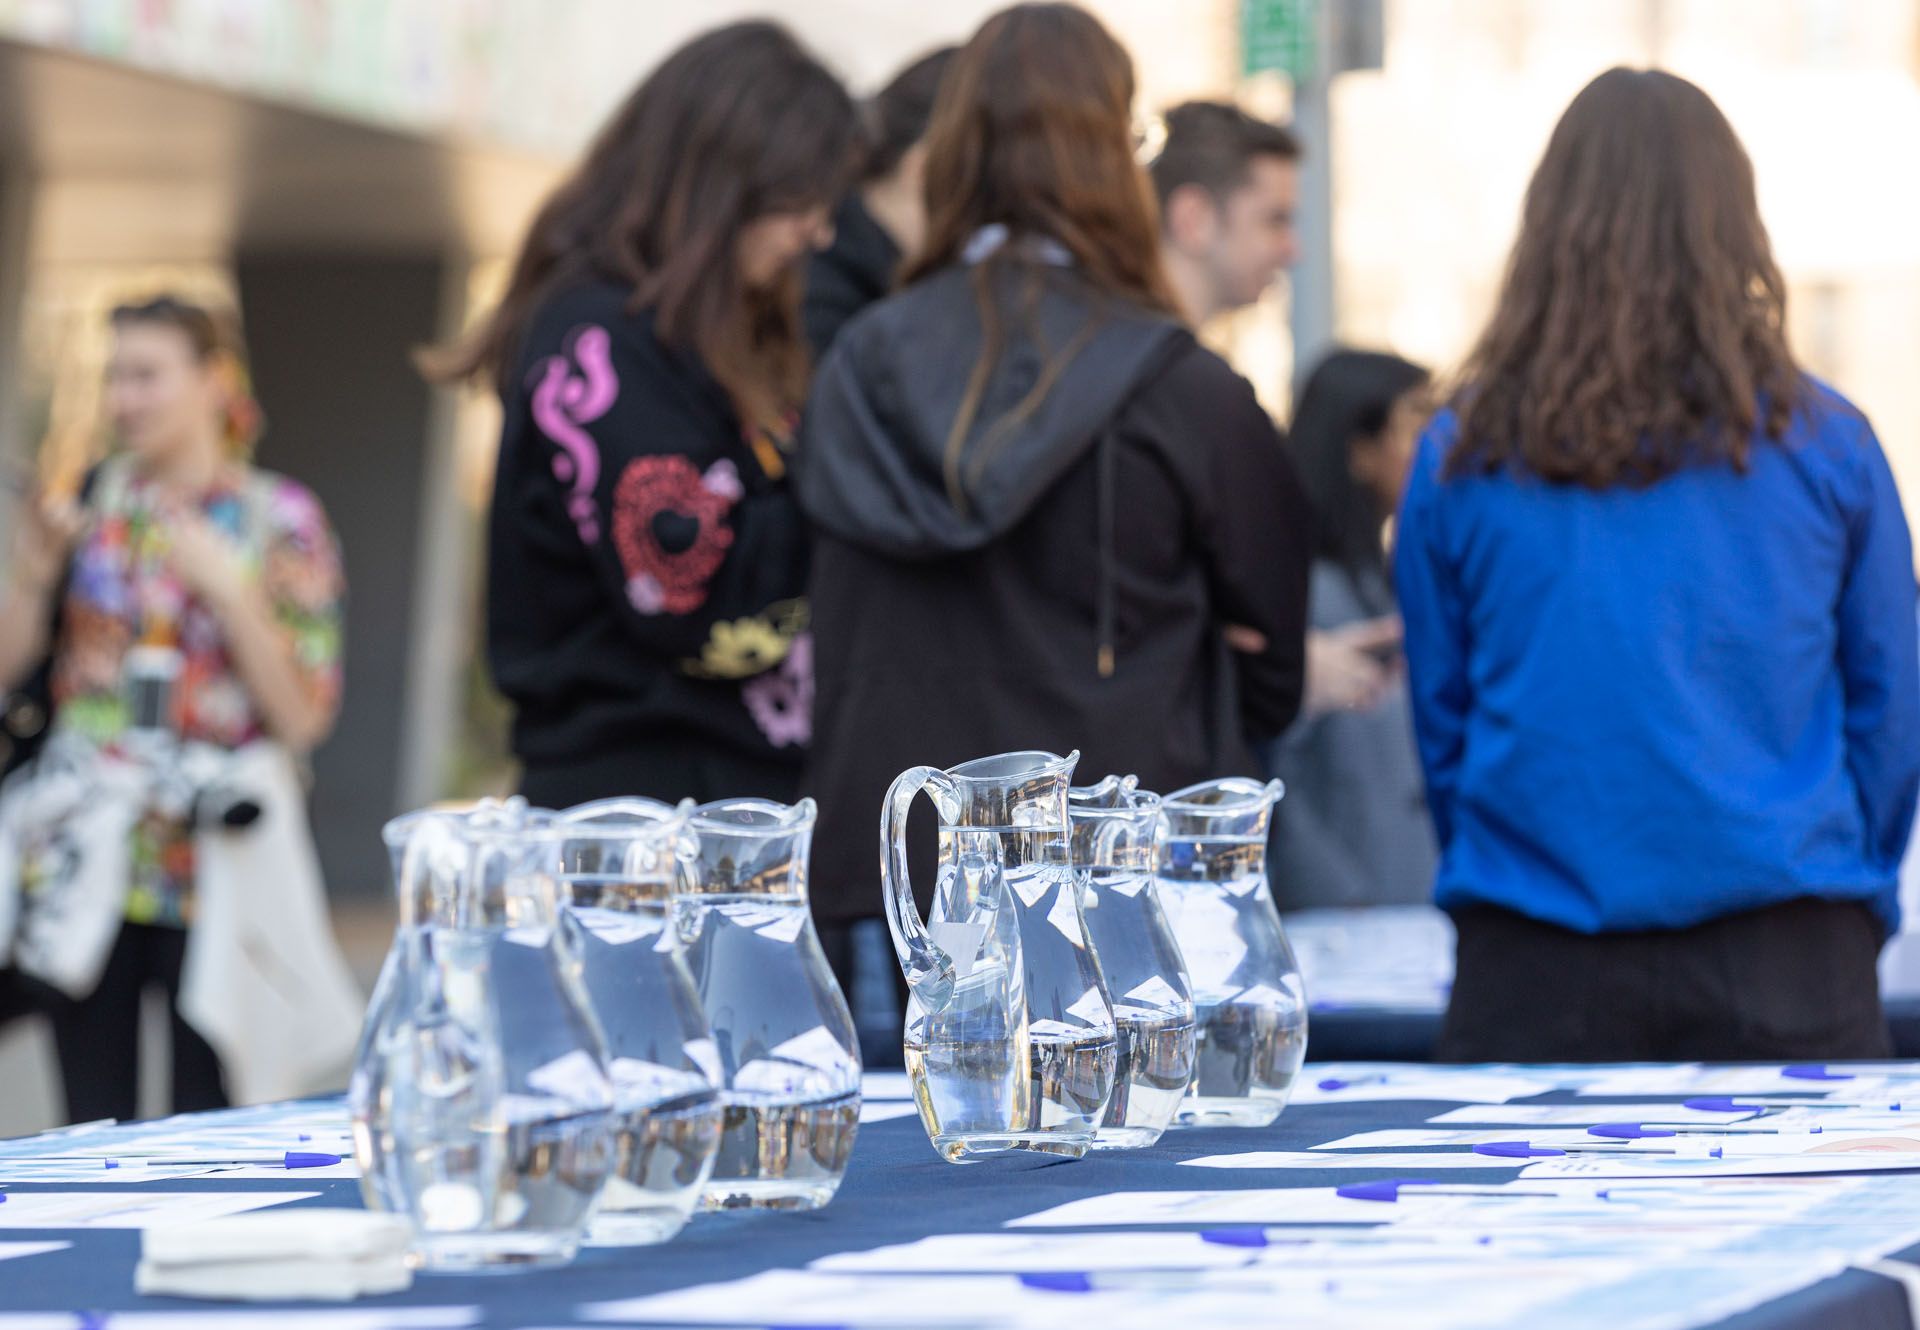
[45,457,344,927]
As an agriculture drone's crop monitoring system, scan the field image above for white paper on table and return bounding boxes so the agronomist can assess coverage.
[812,1232,1258,1273]
[1068,1255,1641,1330]
[1497,1252,1857,1330]
[1311,1127,1816,1152]
[1004,1187,1411,1227]
[1312,1128,1611,1150]
[18,1127,359,1160]
[0,1161,227,1183]
[0,1243,66,1263]
[0,1191,318,1229]
[1288,1068,1557,1105]
[189,1160,362,1181]
[1371,1178,1851,1231]
[1180,1150,1529,1170]
[1316,1128,1920,1157]
[858,1101,919,1124]
[107,1311,481,1329]
[1666,1131,1920,1157]
[583,1270,1137,1327]
[1521,1152,1920,1180]
[861,1071,914,1100]
[1764,1108,1920,1132]
[1426,1103,1757,1126]
[0,1313,478,1330]
[1572,1065,1895,1098]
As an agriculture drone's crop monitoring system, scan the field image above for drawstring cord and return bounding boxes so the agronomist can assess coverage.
[1096,433,1117,679]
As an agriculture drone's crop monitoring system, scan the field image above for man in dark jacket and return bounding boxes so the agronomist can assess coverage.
[802,47,956,358]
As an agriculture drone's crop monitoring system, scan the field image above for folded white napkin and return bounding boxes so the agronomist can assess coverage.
[139,1208,413,1302]
[136,1252,412,1301]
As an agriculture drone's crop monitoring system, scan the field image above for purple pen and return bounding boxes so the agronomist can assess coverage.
[1316,1074,1393,1092]
[1473,1140,1693,1159]
[1588,1122,1786,1140]
[26,1151,343,1170]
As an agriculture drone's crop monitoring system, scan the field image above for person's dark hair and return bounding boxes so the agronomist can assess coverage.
[1147,100,1300,210]
[907,3,1177,510]
[860,46,958,183]
[1291,349,1429,579]
[110,295,233,363]
[110,294,262,453]
[1449,68,1802,489]
[421,21,859,433]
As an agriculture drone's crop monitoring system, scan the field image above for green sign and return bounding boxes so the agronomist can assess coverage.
[1241,0,1319,80]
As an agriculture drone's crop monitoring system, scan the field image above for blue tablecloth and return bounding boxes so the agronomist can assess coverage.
[2,1080,1917,1329]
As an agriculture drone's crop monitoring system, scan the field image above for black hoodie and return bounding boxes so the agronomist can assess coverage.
[487,278,811,808]
[795,259,1314,923]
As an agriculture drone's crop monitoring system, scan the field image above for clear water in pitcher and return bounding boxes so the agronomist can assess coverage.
[682,894,862,1209]
[1157,839,1308,1127]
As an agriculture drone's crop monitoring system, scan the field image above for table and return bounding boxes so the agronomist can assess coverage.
[3,1068,1920,1329]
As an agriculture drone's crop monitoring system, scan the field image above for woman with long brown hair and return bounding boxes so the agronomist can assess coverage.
[1397,68,1920,1062]
[797,3,1313,997]
[430,21,858,806]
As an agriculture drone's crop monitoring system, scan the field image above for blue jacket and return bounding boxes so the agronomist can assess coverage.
[1394,383,1920,935]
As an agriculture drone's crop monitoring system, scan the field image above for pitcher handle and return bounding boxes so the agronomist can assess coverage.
[881,765,962,1013]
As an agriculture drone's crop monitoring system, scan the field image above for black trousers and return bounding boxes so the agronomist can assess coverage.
[817,916,908,1069]
[1438,897,1893,1064]
[46,923,229,1123]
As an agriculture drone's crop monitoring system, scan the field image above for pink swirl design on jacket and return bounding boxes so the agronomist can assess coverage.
[530,325,619,544]
[743,631,813,748]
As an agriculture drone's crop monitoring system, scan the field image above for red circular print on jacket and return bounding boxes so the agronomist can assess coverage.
[612,456,742,615]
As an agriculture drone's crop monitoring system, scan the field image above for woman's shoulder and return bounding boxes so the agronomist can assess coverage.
[520,278,670,372]
[238,467,336,546]
[1790,375,1874,444]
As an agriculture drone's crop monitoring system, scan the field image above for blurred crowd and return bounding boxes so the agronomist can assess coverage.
[2,2,1913,1116]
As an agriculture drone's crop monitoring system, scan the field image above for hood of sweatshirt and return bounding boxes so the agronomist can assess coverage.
[795,260,1188,560]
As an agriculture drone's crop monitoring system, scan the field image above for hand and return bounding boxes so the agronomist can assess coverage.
[159,508,248,609]
[1223,623,1268,654]
[8,487,83,594]
[1303,616,1403,715]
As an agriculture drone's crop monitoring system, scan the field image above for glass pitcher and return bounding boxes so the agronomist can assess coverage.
[348,802,616,1270]
[1156,778,1308,1127]
[884,750,1117,1161]
[548,799,723,1246]
[678,798,861,1211]
[1068,776,1196,1149]
[352,805,437,1214]
[354,800,532,1214]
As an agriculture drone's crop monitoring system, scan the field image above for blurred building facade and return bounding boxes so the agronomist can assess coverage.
[0,0,1916,902]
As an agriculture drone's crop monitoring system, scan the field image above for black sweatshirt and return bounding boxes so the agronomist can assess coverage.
[487,278,811,806]
[795,260,1314,923]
